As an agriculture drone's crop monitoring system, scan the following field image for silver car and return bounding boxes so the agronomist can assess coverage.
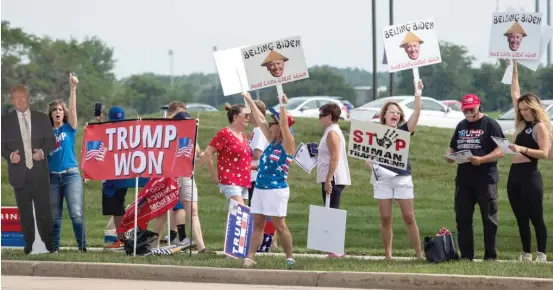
[496,100,553,135]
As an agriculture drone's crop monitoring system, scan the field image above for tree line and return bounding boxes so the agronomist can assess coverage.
[2,20,552,121]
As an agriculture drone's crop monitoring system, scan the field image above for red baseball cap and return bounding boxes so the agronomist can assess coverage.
[461,94,481,110]
[269,107,295,127]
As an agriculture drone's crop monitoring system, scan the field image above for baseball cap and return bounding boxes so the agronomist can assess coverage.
[460,94,481,110]
[268,107,295,127]
[173,111,191,120]
[108,106,125,121]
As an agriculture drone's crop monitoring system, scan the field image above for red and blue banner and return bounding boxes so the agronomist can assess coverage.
[118,178,179,234]
[224,202,254,259]
[81,119,197,180]
[1,206,25,247]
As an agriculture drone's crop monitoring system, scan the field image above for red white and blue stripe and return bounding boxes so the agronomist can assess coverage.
[255,141,292,190]
[85,140,106,161]
[176,137,193,158]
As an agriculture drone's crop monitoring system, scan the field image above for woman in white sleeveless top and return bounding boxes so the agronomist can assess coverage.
[316,103,351,257]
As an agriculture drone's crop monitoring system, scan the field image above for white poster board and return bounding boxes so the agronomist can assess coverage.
[306,204,347,254]
[240,36,309,91]
[381,18,442,73]
[293,143,318,174]
[213,46,250,96]
[489,12,543,60]
[348,119,411,170]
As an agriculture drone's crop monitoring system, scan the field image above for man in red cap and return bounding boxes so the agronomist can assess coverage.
[445,94,505,261]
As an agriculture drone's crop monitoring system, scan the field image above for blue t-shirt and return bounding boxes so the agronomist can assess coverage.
[380,123,413,176]
[48,123,79,172]
[102,178,150,197]
[255,141,293,189]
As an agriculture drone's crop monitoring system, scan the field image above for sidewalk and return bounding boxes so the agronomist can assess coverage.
[2,260,552,290]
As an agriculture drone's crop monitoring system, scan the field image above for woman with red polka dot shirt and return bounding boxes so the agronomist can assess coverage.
[203,104,252,205]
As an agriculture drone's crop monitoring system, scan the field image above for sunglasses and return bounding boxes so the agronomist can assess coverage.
[319,113,328,118]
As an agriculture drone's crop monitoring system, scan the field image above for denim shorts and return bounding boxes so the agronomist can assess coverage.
[217,184,249,200]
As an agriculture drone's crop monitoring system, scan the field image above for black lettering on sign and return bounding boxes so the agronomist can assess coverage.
[243,43,275,59]
[494,13,542,25]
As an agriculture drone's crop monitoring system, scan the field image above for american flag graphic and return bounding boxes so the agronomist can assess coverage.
[269,149,281,162]
[282,156,293,172]
[257,234,273,253]
[176,137,193,158]
[85,140,107,161]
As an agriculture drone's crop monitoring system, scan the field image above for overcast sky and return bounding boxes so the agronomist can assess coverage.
[2,0,551,79]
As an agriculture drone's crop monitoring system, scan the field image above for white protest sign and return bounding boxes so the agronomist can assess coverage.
[489,12,543,60]
[370,163,398,181]
[348,119,411,170]
[501,25,553,84]
[213,46,250,96]
[241,36,309,91]
[306,204,347,254]
[381,18,442,73]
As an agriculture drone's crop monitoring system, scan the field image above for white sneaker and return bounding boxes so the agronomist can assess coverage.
[177,237,194,249]
[519,252,532,262]
[535,252,547,263]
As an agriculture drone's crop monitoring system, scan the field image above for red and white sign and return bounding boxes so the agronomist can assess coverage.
[81,119,197,180]
[347,119,411,170]
[1,207,22,232]
[118,178,179,234]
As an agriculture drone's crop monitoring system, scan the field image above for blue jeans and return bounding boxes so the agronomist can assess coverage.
[50,168,86,250]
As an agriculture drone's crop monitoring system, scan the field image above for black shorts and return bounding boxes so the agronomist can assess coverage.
[102,188,128,216]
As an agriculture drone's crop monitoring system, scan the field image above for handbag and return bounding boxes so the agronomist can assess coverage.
[423,229,460,263]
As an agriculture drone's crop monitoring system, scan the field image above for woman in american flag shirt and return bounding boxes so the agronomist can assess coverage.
[241,91,297,269]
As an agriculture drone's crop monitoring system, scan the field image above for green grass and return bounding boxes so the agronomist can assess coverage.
[2,249,552,278]
[2,112,552,261]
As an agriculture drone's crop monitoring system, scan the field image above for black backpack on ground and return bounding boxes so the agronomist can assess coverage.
[423,232,460,263]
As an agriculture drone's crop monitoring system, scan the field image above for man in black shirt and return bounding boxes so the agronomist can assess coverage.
[446,94,505,261]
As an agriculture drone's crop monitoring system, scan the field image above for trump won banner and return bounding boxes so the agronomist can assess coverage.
[81,119,197,180]
[348,119,411,170]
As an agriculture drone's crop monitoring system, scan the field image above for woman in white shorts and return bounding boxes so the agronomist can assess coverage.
[241,92,297,269]
[366,79,424,260]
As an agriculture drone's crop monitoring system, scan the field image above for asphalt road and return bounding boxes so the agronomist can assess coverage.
[1,276,389,290]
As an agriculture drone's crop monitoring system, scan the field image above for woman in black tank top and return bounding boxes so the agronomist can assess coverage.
[506,61,553,263]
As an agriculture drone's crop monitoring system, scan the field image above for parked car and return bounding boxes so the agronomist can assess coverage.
[160,103,218,114]
[442,100,462,111]
[271,96,349,120]
[331,97,354,119]
[496,100,553,135]
[349,96,465,129]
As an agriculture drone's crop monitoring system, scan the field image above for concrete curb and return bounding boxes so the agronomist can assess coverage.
[2,260,553,290]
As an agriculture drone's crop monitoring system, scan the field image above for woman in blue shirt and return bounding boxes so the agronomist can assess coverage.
[241,92,296,269]
[47,73,86,251]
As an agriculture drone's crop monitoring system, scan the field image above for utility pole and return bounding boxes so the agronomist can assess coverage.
[372,0,377,101]
[389,0,394,96]
[168,49,174,90]
[546,0,551,66]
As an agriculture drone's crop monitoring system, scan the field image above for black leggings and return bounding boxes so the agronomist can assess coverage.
[507,162,547,254]
[321,179,346,209]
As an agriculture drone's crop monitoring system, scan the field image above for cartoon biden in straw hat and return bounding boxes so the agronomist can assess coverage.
[504,21,527,52]
[399,31,423,60]
[261,50,289,78]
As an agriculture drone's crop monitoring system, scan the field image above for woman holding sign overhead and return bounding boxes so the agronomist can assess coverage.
[241,91,296,269]
[365,79,424,260]
[506,61,551,262]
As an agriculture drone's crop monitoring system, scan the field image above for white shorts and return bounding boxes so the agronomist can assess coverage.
[250,187,290,217]
[372,175,414,200]
[178,177,198,202]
